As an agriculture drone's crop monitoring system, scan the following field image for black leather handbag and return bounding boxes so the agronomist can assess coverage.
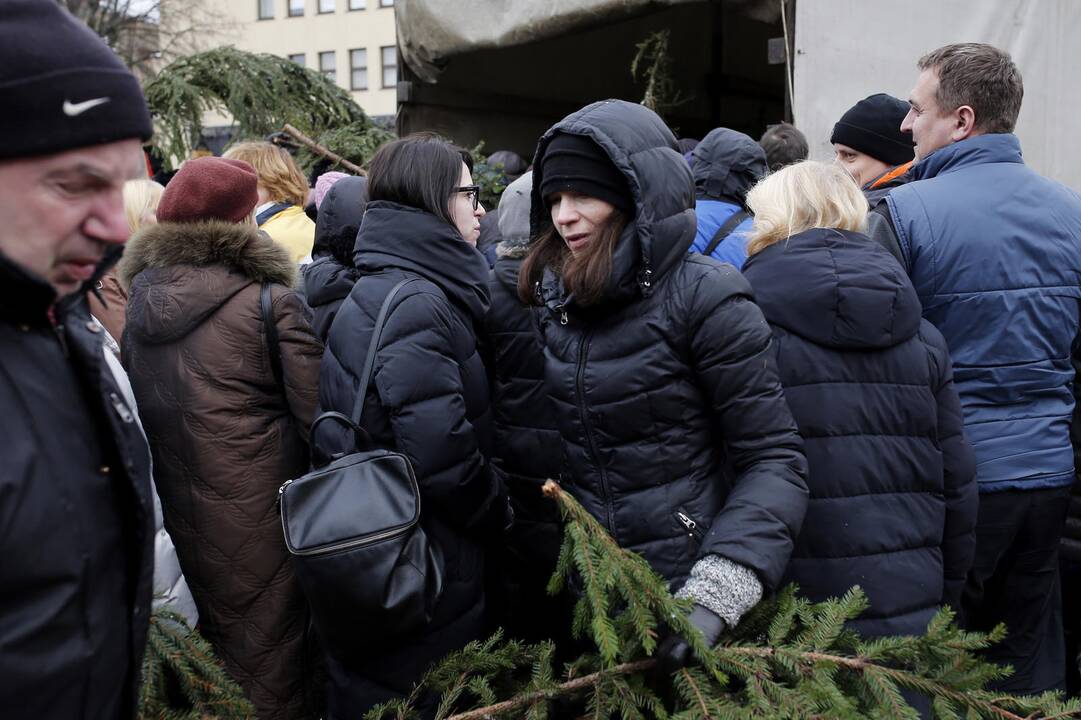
[279,277,443,655]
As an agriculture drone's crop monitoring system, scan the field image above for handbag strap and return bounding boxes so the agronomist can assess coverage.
[350,277,420,427]
[261,282,285,392]
[703,210,750,257]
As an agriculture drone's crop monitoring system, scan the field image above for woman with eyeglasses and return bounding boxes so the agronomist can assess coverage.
[313,133,511,718]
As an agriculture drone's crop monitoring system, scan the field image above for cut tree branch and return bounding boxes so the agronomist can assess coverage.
[443,660,655,720]
[281,123,366,176]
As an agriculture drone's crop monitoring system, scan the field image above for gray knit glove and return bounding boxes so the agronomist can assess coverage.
[655,555,763,674]
[676,553,763,629]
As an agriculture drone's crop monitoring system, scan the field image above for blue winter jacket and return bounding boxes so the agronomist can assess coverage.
[886,133,1081,493]
[690,128,767,269]
[692,200,754,268]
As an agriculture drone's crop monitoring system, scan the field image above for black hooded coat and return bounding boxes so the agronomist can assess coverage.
[741,228,978,638]
[315,200,508,717]
[531,100,809,592]
[303,176,367,341]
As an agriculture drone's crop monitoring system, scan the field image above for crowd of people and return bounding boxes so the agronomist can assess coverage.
[5,2,1081,719]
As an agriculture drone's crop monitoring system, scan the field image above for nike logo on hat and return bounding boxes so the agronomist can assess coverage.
[63,97,111,116]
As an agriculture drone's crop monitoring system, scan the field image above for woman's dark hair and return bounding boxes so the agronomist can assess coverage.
[517,209,628,308]
[366,133,466,226]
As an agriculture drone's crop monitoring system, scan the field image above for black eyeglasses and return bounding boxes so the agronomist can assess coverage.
[456,185,481,211]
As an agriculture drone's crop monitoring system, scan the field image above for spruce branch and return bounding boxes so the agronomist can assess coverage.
[143,47,393,172]
[361,480,1081,720]
[137,607,253,719]
[630,29,687,120]
[442,660,655,720]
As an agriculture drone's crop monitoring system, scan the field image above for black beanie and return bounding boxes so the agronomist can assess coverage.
[539,133,634,215]
[830,94,914,166]
[0,1,153,160]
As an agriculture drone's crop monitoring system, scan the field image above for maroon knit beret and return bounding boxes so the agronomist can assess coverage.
[157,157,260,224]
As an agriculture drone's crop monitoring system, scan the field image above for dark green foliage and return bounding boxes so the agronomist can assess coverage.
[137,607,253,719]
[363,481,1081,719]
[631,29,686,120]
[143,47,391,171]
[466,142,511,211]
[294,122,395,177]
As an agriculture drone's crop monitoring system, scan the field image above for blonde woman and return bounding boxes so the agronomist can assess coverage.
[89,178,163,343]
[740,161,978,640]
[224,141,315,264]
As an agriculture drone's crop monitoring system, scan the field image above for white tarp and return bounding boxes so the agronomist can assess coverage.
[793,0,1081,191]
[396,0,717,83]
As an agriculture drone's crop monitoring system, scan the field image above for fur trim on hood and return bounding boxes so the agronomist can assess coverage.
[495,240,531,260]
[118,220,296,291]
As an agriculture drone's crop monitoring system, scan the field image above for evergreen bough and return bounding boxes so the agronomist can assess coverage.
[142,47,393,171]
[365,481,1081,720]
[138,607,253,719]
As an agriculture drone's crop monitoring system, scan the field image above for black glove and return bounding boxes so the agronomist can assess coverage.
[655,604,726,676]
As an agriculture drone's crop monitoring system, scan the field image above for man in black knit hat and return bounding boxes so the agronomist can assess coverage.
[831,93,916,203]
[0,2,156,718]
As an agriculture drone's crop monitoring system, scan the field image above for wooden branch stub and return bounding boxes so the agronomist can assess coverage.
[281,123,366,176]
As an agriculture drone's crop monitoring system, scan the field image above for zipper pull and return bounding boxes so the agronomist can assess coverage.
[109,392,134,424]
[278,479,294,497]
[676,510,702,539]
[560,311,568,326]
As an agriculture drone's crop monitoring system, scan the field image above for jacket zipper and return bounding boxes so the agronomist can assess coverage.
[575,330,615,533]
[108,392,134,424]
[676,508,704,541]
[283,515,417,557]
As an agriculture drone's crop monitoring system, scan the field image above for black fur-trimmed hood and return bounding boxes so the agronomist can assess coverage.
[120,220,296,344]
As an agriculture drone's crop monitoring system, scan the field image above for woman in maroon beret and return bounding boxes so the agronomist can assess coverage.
[119,156,324,719]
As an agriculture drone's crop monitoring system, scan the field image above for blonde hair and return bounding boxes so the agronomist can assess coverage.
[745,161,868,256]
[223,141,309,206]
[123,179,164,234]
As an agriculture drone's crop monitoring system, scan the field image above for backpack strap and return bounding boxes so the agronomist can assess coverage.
[261,282,285,392]
[256,202,293,227]
[350,277,421,427]
[703,210,750,257]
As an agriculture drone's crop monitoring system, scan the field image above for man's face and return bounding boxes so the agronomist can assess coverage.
[0,139,144,297]
[901,69,961,161]
[833,143,891,188]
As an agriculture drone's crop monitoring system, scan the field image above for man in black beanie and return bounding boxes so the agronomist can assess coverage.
[0,2,156,718]
[831,93,916,202]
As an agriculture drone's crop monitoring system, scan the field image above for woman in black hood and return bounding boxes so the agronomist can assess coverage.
[519,100,808,671]
[314,134,511,718]
[302,175,367,341]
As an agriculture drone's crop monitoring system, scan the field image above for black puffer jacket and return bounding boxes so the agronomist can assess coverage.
[316,201,508,717]
[303,176,367,341]
[743,229,978,638]
[531,100,809,590]
[0,255,153,719]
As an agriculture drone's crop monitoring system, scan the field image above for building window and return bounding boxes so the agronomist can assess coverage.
[288,0,303,16]
[381,45,397,88]
[288,53,306,66]
[379,0,393,6]
[350,49,368,90]
[319,51,337,83]
[318,0,334,12]
[258,0,274,19]
[348,0,365,9]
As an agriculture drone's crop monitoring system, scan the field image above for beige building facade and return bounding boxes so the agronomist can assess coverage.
[214,0,398,119]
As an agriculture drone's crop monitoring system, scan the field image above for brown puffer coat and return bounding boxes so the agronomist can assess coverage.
[119,220,323,719]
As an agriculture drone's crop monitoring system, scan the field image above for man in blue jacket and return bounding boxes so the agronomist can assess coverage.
[867,43,1081,695]
[689,127,768,268]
